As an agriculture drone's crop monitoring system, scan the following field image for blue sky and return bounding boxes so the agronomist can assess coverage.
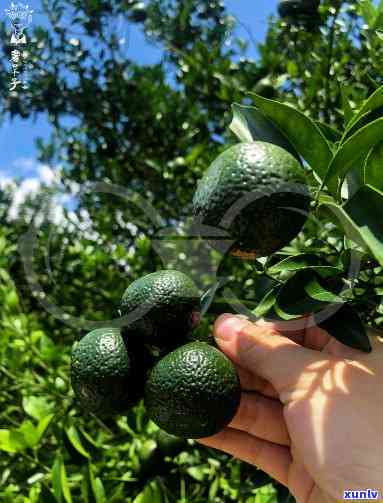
[0,0,279,184]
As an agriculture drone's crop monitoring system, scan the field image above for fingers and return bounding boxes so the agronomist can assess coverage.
[214,314,327,398]
[237,366,278,398]
[303,314,331,351]
[254,317,306,345]
[230,392,290,446]
[197,427,292,486]
[256,315,330,351]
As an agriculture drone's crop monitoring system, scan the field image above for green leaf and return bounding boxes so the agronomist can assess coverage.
[344,108,383,143]
[65,425,91,459]
[314,304,371,353]
[304,277,343,303]
[78,427,102,449]
[208,477,219,500]
[340,249,367,273]
[0,415,52,452]
[268,254,342,278]
[363,141,383,191]
[23,396,53,421]
[52,457,62,503]
[36,414,54,442]
[346,85,383,134]
[366,73,380,90]
[375,0,383,26]
[320,189,383,266]
[275,270,337,320]
[314,121,341,144]
[325,117,383,195]
[133,481,163,503]
[343,185,383,266]
[252,286,280,319]
[320,200,368,250]
[18,421,40,448]
[249,93,333,180]
[343,152,365,200]
[358,0,377,26]
[187,466,205,481]
[340,84,355,124]
[52,456,72,503]
[230,104,300,160]
[0,429,27,453]
[88,464,106,503]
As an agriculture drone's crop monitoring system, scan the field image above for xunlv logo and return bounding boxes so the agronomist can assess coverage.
[344,489,380,500]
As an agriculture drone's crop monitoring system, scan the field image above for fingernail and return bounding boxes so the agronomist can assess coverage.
[215,314,250,341]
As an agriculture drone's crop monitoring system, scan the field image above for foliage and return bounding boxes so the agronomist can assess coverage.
[1,0,383,501]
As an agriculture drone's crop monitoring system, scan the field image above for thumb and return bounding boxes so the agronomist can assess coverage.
[214,314,330,400]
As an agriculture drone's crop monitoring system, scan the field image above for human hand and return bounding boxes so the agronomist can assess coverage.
[197,314,383,503]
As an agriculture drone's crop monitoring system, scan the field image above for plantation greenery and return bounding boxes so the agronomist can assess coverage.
[1,0,383,501]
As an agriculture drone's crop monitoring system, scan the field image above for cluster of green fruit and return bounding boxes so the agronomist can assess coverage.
[70,270,241,438]
[71,141,310,439]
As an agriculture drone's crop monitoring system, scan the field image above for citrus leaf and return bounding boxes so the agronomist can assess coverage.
[304,276,343,303]
[343,107,383,142]
[324,117,383,195]
[346,84,383,133]
[314,304,371,353]
[18,421,40,448]
[249,93,333,180]
[342,151,365,199]
[268,254,342,278]
[358,0,377,26]
[52,456,72,503]
[187,466,205,481]
[22,396,53,421]
[314,121,341,144]
[275,270,335,320]
[320,200,368,250]
[363,140,383,191]
[51,458,62,502]
[78,427,102,449]
[252,286,280,319]
[230,104,300,161]
[343,184,383,266]
[88,463,106,503]
[0,429,27,453]
[133,481,163,503]
[36,414,54,442]
[208,477,219,500]
[321,191,383,266]
[65,425,91,459]
[366,73,380,90]
[340,84,355,124]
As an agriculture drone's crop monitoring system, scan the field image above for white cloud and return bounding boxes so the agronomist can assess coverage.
[1,157,59,184]
[3,159,96,238]
[12,157,36,170]
[38,165,56,185]
[8,177,40,220]
[0,157,64,220]
[0,176,14,189]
